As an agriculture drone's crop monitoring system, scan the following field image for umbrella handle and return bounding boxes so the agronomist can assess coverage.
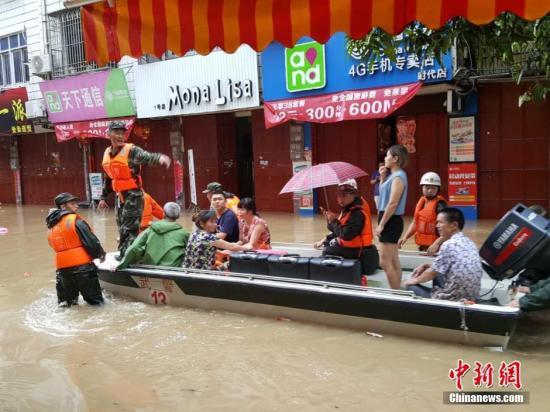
[323,187,329,210]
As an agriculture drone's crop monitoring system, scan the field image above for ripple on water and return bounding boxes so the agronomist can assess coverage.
[22,289,148,338]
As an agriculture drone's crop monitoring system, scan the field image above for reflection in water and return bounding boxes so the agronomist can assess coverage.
[1,204,549,410]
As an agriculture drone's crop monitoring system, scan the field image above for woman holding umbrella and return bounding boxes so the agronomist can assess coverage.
[376,145,409,289]
[313,179,379,276]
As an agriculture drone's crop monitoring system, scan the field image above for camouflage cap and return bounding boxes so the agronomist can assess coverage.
[108,120,128,131]
[202,182,223,193]
[54,192,79,207]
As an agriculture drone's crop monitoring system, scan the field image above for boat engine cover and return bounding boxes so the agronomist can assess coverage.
[479,204,550,281]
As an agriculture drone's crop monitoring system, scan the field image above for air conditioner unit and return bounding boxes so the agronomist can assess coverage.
[30,54,52,76]
[25,99,47,119]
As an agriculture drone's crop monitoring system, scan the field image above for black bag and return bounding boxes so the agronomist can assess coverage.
[229,252,269,275]
[267,254,310,280]
[309,255,362,285]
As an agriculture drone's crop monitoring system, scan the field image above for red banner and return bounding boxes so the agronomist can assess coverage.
[54,117,135,142]
[448,163,477,206]
[263,82,421,128]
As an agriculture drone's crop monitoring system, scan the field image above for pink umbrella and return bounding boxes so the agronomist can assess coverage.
[280,162,368,207]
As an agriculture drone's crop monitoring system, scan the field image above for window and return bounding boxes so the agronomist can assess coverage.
[0,32,30,86]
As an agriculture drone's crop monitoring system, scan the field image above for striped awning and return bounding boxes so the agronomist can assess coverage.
[82,0,550,66]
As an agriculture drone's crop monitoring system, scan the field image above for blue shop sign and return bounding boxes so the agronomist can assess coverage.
[262,32,453,102]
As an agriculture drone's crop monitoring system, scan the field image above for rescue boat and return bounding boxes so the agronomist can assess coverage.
[96,204,549,349]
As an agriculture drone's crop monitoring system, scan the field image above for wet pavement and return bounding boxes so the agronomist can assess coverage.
[0,204,549,411]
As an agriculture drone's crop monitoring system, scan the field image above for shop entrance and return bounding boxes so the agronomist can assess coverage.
[235,116,254,199]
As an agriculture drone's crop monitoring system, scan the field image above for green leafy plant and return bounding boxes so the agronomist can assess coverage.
[347,13,550,106]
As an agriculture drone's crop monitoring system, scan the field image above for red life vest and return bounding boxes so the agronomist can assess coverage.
[414,195,446,246]
[47,214,92,269]
[102,143,142,193]
[337,197,373,248]
[140,192,164,232]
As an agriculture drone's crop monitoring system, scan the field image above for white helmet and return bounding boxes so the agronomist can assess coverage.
[420,172,441,187]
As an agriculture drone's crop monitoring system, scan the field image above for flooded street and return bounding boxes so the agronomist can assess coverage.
[1,204,549,411]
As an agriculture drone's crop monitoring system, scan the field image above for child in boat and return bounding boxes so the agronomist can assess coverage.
[398,172,447,255]
[236,197,271,250]
[183,210,252,270]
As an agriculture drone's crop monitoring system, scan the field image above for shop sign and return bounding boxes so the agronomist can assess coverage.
[54,117,135,142]
[262,32,453,102]
[89,173,103,200]
[135,45,260,118]
[449,116,476,162]
[39,68,135,123]
[397,116,417,153]
[448,163,477,206]
[264,82,421,128]
[0,87,34,136]
[285,42,326,92]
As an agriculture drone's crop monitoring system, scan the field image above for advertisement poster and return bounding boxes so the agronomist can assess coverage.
[292,161,314,214]
[88,173,103,200]
[448,163,477,206]
[449,116,475,162]
[396,116,416,153]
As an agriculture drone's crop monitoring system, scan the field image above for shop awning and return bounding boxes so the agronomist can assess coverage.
[83,0,550,65]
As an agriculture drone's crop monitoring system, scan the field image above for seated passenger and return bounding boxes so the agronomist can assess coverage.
[140,191,164,232]
[203,181,240,214]
[236,197,271,250]
[313,179,378,275]
[404,208,482,301]
[398,172,447,255]
[183,210,252,270]
[117,202,189,269]
[211,190,240,243]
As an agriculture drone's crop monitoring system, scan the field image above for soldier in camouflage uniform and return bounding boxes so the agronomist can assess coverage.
[98,121,171,258]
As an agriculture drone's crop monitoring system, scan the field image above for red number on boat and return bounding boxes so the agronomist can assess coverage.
[151,290,167,305]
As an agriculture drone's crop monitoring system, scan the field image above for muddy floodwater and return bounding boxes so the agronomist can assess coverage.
[0,204,549,411]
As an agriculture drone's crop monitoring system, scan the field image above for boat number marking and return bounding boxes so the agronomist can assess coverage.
[151,290,167,305]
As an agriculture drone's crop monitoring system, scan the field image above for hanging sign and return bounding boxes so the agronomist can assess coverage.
[263,82,421,128]
[54,117,135,142]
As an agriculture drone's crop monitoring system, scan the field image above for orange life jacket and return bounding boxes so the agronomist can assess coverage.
[414,195,446,246]
[102,143,142,193]
[140,192,164,232]
[47,214,92,269]
[337,197,373,248]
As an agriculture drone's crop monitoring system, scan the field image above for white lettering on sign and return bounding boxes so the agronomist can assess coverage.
[163,79,253,111]
[493,223,519,250]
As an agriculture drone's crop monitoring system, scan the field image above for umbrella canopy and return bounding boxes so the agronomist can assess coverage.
[280,162,367,194]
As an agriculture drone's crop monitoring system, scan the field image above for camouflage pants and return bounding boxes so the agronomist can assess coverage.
[116,189,144,258]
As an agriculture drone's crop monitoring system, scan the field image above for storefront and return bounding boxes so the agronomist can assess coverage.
[133,45,261,210]
[30,68,137,206]
[0,87,35,204]
[261,32,464,216]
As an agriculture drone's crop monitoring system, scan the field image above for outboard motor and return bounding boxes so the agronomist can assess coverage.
[480,204,550,281]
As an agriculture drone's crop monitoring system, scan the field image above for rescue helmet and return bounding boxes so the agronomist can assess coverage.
[337,178,358,193]
[419,172,441,187]
[54,192,79,207]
